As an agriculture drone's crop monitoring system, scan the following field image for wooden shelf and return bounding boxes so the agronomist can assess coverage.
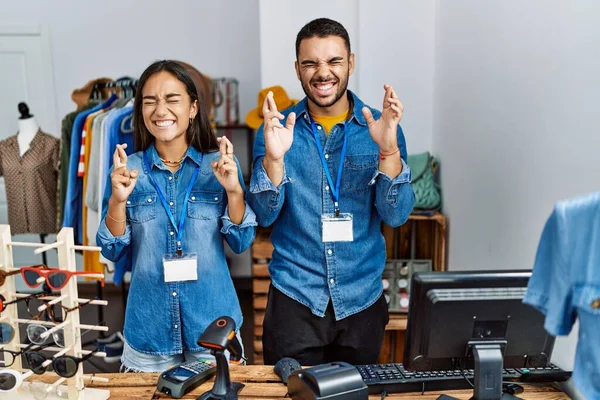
[386,314,408,331]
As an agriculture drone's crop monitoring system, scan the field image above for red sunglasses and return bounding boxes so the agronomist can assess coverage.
[21,266,104,291]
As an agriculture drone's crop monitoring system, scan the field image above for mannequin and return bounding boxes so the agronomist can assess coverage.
[0,103,59,261]
[17,102,40,157]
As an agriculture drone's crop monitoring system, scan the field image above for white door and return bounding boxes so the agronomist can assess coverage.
[0,26,59,273]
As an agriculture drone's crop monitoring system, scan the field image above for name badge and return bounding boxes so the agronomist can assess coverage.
[322,213,354,242]
[163,253,198,282]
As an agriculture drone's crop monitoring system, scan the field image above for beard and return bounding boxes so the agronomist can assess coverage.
[300,69,350,108]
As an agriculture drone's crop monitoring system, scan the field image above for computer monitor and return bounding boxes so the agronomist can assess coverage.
[403,270,555,400]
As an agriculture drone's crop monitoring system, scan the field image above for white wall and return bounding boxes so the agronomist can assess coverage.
[433,0,600,370]
[258,0,435,153]
[0,0,261,277]
[258,0,359,99]
[0,0,261,131]
[357,0,435,153]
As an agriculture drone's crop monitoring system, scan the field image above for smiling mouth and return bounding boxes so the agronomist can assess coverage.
[153,120,175,127]
[312,81,337,96]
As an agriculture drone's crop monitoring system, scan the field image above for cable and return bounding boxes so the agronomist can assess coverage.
[380,390,387,400]
[454,360,474,389]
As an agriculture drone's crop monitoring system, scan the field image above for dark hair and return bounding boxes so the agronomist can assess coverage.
[133,60,218,153]
[295,18,351,58]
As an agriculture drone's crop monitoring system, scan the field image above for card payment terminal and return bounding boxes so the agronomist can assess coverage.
[156,359,216,398]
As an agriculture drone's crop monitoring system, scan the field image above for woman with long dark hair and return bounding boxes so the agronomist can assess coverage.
[97,60,256,372]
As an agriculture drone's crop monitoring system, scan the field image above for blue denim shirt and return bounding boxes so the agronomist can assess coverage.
[247,91,415,320]
[97,144,257,355]
[523,192,600,399]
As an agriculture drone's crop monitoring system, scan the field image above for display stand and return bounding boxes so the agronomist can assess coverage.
[0,225,110,399]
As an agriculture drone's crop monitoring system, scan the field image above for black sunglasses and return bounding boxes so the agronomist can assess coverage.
[26,347,101,378]
[0,341,53,368]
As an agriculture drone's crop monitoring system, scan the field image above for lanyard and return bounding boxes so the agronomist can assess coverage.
[310,118,348,216]
[143,151,200,256]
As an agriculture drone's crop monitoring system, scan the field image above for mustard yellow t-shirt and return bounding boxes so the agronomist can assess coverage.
[310,110,349,136]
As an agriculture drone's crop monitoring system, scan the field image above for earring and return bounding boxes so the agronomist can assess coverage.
[189,117,193,125]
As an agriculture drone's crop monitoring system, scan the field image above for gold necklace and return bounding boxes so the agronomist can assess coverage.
[160,156,184,165]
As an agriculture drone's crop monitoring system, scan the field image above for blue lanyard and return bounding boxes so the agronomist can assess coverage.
[143,151,200,256]
[310,118,348,216]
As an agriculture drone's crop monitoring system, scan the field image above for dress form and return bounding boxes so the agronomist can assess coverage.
[17,102,39,157]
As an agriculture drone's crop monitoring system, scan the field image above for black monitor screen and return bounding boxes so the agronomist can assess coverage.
[403,270,555,372]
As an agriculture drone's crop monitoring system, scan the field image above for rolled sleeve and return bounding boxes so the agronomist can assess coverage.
[370,158,415,227]
[96,216,132,262]
[247,158,291,227]
[220,204,258,254]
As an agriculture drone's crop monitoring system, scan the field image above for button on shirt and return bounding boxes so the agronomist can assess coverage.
[97,144,257,355]
[523,191,600,399]
[247,91,415,320]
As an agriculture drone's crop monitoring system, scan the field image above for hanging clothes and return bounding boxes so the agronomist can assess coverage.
[0,130,59,234]
[58,78,136,280]
[524,192,600,399]
[62,94,118,244]
[81,110,106,276]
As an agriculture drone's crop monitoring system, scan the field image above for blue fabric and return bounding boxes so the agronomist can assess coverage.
[62,94,118,243]
[523,192,600,399]
[97,144,257,355]
[247,91,415,320]
[101,105,134,285]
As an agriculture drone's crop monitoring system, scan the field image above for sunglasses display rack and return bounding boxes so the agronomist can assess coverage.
[0,225,110,399]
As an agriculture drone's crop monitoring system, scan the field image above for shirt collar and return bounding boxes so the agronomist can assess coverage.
[294,90,367,127]
[145,142,203,170]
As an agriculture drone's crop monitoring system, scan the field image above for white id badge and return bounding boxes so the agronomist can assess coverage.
[163,253,198,282]
[322,213,354,242]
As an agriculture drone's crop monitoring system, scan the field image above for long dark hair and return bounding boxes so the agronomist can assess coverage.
[133,60,218,153]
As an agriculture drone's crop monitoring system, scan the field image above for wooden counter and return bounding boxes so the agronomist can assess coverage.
[38,366,568,399]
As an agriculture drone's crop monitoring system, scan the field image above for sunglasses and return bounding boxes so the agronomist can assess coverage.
[0,291,50,314]
[0,342,52,368]
[0,369,22,393]
[0,322,16,344]
[21,266,104,291]
[0,265,48,288]
[26,347,101,378]
[45,297,98,324]
[24,296,98,324]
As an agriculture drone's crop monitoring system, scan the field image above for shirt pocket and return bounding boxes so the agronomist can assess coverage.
[573,284,600,317]
[342,154,379,193]
[187,191,224,220]
[126,193,157,224]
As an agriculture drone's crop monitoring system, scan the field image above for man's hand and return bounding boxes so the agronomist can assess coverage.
[263,91,296,163]
[361,84,404,153]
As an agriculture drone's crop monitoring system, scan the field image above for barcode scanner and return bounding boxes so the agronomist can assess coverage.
[197,316,245,400]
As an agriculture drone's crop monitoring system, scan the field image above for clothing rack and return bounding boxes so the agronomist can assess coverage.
[0,225,111,399]
[91,78,138,100]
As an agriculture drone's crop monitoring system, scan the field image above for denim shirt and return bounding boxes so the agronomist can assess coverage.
[247,91,415,320]
[97,144,257,355]
[523,192,600,399]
